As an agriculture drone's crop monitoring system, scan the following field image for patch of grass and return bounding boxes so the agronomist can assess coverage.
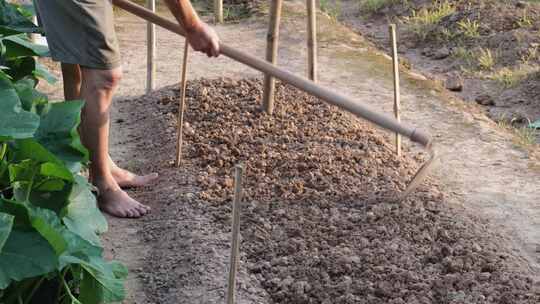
[516,9,534,28]
[477,48,495,70]
[360,0,401,14]
[405,1,455,41]
[453,46,475,66]
[521,45,539,64]
[497,117,538,147]
[222,5,251,21]
[516,126,538,146]
[489,66,535,88]
[458,18,480,38]
[320,0,341,22]
[437,27,458,41]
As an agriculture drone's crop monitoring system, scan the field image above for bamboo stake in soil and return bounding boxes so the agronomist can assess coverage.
[227,164,244,304]
[146,0,156,93]
[306,0,317,82]
[262,0,283,114]
[175,41,189,167]
[112,0,432,146]
[390,24,401,156]
[214,0,223,23]
[112,0,436,199]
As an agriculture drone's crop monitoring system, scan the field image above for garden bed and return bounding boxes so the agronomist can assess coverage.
[127,78,539,303]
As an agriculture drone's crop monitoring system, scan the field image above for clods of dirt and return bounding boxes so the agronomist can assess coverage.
[138,78,539,304]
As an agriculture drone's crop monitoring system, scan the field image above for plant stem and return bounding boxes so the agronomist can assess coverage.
[61,275,81,304]
[23,276,45,304]
[56,268,68,304]
[24,165,38,203]
[0,143,7,160]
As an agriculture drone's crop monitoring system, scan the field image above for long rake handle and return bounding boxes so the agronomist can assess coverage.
[112,0,432,147]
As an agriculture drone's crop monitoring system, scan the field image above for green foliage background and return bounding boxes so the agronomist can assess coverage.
[0,1,127,303]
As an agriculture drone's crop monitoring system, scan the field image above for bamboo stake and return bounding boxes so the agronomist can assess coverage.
[214,0,223,23]
[262,0,283,114]
[146,0,156,93]
[111,0,432,147]
[390,24,401,156]
[306,0,317,82]
[227,164,244,304]
[175,41,189,167]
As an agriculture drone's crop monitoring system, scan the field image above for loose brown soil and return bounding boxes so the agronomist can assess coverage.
[335,0,540,136]
[126,78,539,303]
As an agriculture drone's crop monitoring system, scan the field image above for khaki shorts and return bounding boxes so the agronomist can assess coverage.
[34,0,121,69]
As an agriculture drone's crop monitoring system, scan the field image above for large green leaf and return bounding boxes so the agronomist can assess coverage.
[63,175,107,246]
[0,1,41,36]
[4,55,35,82]
[33,61,57,84]
[0,229,57,289]
[77,257,127,304]
[1,35,49,59]
[59,231,127,303]
[14,77,48,112]
[0,198,30,228]
[6,144,73,214]
[0,212,13,252]
[0,71,39,139]
[26,206,67,255]
[40,162,73,181]
[12,138,60,164]
[35,101,88,172]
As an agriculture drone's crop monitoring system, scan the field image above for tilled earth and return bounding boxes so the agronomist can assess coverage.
[125,78,538,303]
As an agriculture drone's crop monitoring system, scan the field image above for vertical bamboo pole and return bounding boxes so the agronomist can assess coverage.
[175,41,189,167]
[226,164,244,304]
[214,0,223,23]
[262,0,283,114]
[306,0,317,82]
[389,24,401,156]
[146,0,156,93]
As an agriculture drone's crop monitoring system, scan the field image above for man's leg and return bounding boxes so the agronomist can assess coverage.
[61,63,158,189]
[79,67,150,218]
[61,63,82,100]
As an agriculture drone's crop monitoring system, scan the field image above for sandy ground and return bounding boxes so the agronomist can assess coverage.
[41,1,540,302]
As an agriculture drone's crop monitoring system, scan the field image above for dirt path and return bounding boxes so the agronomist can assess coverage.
[43,1,539,302]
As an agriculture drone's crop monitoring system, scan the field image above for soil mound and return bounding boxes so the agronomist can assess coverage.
[139,78,538,303]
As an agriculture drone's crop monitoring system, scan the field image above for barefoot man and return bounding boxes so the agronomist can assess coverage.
[33,0,220,218]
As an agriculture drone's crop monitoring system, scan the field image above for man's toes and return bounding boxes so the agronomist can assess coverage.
[139,173,158,185]
[135,204,149,215]
[129,208,143,218]
[124,208,136,218]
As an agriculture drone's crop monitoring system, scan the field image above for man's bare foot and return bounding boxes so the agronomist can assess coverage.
[98,188,151,218]
[111,166,158,188]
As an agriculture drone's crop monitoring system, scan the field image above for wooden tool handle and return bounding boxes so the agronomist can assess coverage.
[112,0,432,147]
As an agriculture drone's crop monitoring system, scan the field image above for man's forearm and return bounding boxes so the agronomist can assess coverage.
[163,0,201,32]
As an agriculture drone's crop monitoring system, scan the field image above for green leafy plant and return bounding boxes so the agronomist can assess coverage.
[405,1,455,41]
[477,48,495,70]
[359,0,402,14]
[488,65,534,89]
[320,0,341,22]
[458,18,480,38]
[0,1,127,303]
[516,9,533,28]
[452,47,475,73]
